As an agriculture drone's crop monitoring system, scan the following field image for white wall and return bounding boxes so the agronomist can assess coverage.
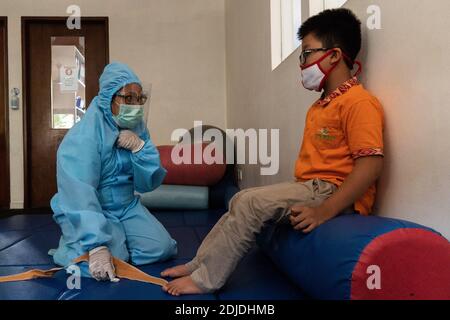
[1,0,227,209]
[225,0,450,239]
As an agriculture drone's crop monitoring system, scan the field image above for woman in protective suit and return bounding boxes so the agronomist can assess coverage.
[50,62,177,281]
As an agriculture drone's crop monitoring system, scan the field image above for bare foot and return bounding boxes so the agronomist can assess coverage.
[162,276,205,296]
[160,264,192,278]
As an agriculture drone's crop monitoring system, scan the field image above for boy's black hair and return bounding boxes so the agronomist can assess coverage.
[298,8,361,69]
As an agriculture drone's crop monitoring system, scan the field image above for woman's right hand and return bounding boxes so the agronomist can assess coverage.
[88,246,119,282]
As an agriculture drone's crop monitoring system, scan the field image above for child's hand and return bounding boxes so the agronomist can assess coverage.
[289,205,331,233]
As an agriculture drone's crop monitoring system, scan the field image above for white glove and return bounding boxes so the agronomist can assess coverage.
[88,246,119,282]
[117,130,145,153]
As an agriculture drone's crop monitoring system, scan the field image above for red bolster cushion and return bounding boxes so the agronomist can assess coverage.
[157,143,227,186]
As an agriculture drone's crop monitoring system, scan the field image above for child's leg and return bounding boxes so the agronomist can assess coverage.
[163,179,339,295]
[184,186,267,271]
[188,180,326,292]
[161,187,264,278]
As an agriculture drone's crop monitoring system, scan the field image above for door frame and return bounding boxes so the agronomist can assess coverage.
[0,17,10,209]
[21,17,109,208]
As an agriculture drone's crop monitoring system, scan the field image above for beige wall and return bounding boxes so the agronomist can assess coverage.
[2,0,226,208]
[225,0,450,239]
[3,0,450,239]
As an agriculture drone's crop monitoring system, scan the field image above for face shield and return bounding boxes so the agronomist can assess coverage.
[112,82,151,129]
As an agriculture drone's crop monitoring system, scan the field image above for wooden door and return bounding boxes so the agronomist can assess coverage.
[23,17,109,209]
[0,17,9,209]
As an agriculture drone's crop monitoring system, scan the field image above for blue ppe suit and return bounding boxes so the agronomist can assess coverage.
[50,62,177,277]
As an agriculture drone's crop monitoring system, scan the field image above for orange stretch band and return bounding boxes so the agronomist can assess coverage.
[0,254,168,287]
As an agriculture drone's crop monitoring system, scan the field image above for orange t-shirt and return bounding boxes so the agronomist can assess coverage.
[295,77,384,215]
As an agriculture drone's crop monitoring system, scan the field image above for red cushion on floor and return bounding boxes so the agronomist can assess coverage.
[158,143,227,186]
[351,228,450,300]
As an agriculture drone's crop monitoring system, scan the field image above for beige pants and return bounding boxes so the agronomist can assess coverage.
[185,179,339,292]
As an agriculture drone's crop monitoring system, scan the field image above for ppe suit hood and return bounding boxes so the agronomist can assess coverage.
[96,62,142,127]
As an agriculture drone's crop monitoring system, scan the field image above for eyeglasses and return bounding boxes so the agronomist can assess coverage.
[299,48,330,65]
[114,92,148,105]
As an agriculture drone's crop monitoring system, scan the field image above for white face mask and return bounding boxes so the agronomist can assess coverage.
[301,63,328,92]
[301,50,337,92]
[300,50,362,92]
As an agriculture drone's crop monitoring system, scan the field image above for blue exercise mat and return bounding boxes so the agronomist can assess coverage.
[0,211,306,300]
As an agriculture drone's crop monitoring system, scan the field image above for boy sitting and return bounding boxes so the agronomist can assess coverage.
[162,8,384,296]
